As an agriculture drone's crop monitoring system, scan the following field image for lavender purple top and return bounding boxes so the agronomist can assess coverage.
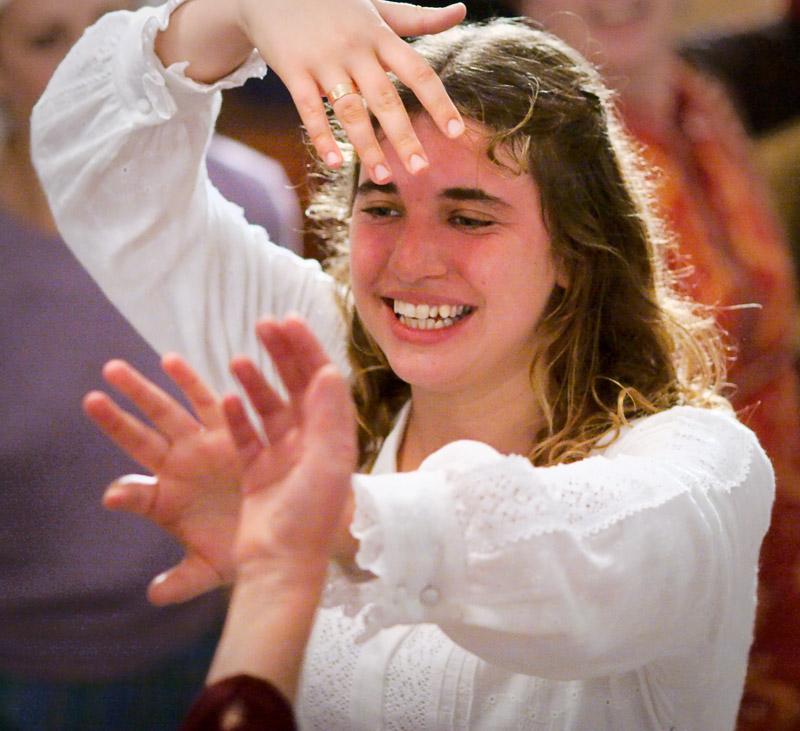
[0,136,301,681]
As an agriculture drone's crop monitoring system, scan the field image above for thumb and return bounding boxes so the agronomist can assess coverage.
[147,555,228,606]
[298,364,357,510]
[102,474,158,515]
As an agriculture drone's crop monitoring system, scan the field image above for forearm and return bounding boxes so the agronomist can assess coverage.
[343,410,773,677]
[208,558,329,699]
[31,7,258,378]
[155,0,254,83]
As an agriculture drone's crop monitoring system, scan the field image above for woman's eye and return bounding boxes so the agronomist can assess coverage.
[450,214,495,230]
[360,204,401,220]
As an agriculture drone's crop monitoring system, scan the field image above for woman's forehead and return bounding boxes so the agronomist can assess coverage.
[364,117,528,188]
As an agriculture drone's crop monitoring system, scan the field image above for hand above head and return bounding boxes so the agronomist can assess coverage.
[156,0,466,183]
[83,355,243,606]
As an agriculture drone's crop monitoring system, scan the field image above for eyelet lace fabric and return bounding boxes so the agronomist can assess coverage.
[304,406,772,729]
[451,407,755,553]
[30,7,776,723]
[383,625,450,730]
[296,607,363,731]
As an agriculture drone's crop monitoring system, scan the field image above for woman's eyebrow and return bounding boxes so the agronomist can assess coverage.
[355,180,398,196]
[356,181,509,209]
[441,187,509,208]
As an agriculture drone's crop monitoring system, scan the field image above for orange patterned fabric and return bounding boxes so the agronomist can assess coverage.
[624,61,800,731]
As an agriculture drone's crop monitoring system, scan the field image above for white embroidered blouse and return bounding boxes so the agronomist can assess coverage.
[31,4,774,729]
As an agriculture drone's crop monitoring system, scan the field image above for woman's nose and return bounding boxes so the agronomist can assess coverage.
[388,221,448,283]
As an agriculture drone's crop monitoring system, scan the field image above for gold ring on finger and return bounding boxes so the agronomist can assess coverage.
[327,82,359,103]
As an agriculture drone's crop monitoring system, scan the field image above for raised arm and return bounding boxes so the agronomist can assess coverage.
[178,322,356,730]
[31,0,465,392]
[32,3,347,393]
[207,318,357,699]
[156,0,466,182]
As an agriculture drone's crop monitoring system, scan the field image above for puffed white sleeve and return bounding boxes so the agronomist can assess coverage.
[341,406,774,679]
[31,2,347,392]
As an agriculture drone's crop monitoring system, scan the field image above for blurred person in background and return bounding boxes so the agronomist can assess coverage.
[0,0,302,728]
[679,0,800,138]
[504,0,800,728]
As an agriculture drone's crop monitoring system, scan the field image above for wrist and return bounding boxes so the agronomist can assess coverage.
[155,0,254,83]
[208,559,327,697]
[235,553,330,594]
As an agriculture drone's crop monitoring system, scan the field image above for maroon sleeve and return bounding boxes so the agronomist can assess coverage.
[180,674,297,731]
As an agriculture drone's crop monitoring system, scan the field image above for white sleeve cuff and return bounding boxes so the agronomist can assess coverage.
[114,1,266,122]
[347,441,502,637]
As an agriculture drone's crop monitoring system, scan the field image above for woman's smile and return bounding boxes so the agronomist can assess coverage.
[349,116,565,398]
[390,298,475,330]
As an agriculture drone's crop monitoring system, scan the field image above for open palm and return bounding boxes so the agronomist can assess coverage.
[84,354,242,605]
[223,315,361,574]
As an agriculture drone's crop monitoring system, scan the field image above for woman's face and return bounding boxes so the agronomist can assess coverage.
[513,0,675,80]
[0,0,131,132]
[349,116,565,402]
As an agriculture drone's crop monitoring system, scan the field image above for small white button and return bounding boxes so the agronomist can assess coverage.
[137,98,152,114]
[419,585,440,606]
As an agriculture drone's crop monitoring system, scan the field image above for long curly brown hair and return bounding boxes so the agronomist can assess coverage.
[308,18,729,469]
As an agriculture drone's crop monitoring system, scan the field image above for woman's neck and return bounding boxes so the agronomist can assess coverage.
[606,49,676,136]
[398,384,542,472]
[0,128,58,235]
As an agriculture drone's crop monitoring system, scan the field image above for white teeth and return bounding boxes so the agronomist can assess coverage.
[393,301,414,317]
[392,299,473,330]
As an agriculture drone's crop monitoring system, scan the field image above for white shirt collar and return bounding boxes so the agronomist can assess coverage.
[370,401,411,475]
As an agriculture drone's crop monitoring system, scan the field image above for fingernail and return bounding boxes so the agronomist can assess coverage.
[103,485,124,506]
[409,154,427,174]
[374,164,391,183]
[326,150,341,167]
[118,474,157,485]
[447,118,465,137]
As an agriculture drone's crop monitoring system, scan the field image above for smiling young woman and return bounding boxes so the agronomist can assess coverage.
[31,2,774,729]
[346,118,563,464]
